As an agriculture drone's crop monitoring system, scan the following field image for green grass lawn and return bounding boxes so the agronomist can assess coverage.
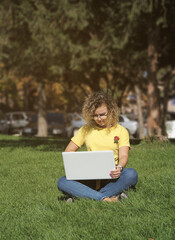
[0,135,175,240]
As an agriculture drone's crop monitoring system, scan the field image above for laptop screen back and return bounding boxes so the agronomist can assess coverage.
[62,150,115,180]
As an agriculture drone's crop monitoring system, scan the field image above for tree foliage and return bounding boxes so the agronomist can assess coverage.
[0,0,175,136]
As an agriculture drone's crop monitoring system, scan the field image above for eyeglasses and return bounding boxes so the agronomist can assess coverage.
[93,113,108,119]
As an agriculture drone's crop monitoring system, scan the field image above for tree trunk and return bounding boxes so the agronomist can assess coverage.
[147,24,162,137]
[135,85,145,139]
[23,82,29,110]
[147,81,161,137]
[37,82,48,137]
[161,72,171,136]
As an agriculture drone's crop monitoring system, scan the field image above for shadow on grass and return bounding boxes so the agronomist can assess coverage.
[1,135,173,152]
[0,136,69,151]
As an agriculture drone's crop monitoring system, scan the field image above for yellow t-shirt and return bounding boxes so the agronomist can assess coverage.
[71,123,130,165]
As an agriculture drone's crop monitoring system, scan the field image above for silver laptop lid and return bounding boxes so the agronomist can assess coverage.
[62,150,115,180]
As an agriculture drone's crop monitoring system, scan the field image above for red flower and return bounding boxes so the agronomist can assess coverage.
[114,136,119,143]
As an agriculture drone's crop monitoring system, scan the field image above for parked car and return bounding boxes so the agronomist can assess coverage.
[119,114,138,137]
[136,112,175,139]
[65,113,138,138]
[66,113,86,138]
[166,112,175,138]
[22,112,67,136]
[0,112,30,134]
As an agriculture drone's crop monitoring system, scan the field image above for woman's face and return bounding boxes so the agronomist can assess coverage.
[93,103,108,128]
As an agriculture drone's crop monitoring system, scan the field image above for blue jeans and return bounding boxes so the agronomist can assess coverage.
[57,168,138,201]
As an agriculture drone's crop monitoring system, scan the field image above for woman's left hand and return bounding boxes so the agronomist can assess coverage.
[110,167,121,179]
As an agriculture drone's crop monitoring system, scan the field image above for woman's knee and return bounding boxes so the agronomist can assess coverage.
[57,176,66,190]
[124,168,138,185]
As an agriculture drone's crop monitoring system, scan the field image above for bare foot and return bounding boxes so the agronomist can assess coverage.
[102,196,119,203]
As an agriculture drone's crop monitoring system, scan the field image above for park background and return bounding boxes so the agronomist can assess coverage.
[0,0,175,138]
[0,1,175,240]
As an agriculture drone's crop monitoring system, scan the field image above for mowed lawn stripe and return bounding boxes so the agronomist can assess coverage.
[0,136,174,240]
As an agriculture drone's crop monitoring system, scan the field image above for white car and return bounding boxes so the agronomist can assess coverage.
[166,113,175,138]
[0,112,29,134]
[119,114,138,136]
[66,113,86,138]
[65,113,138,138]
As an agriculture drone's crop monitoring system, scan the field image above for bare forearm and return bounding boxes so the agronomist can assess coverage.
[118,146,129,168]
[118,155,128,168]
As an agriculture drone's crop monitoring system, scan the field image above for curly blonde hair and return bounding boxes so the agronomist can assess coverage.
[82,91,120,128]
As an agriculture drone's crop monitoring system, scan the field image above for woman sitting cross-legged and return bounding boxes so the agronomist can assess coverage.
[57,91,138,202]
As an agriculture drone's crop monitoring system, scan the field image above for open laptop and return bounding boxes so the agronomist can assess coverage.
[62,150,115,180]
